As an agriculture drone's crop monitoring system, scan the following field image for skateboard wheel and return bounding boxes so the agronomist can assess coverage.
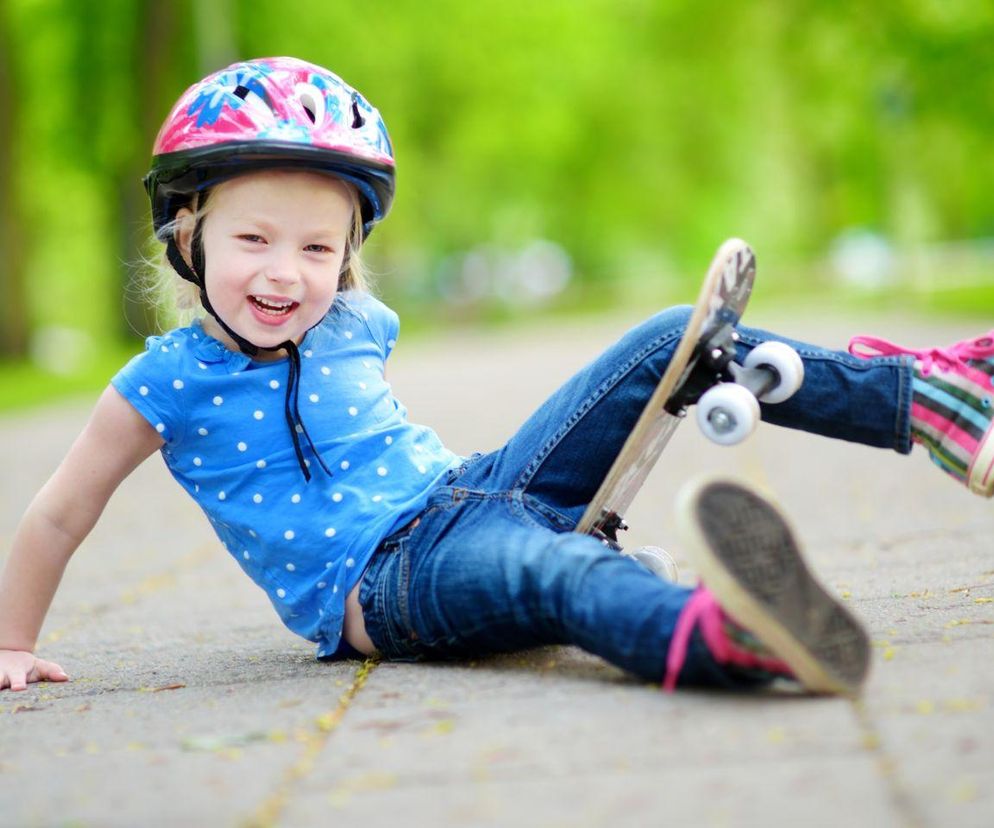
[628,546,680,582]
[744,341,805,404]
[697,382,760,445]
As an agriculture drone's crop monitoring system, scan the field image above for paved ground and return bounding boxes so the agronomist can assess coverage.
[1,304,992,827]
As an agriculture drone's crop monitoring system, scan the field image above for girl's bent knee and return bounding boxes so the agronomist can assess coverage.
[619,305,693,355]
[650,304,694,332]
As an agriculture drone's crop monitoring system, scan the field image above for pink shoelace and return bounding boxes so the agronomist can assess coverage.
[849,333,994,378]
[662,587,792,692]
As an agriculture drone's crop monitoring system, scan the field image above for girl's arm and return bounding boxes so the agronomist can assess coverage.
[0,385,164,690]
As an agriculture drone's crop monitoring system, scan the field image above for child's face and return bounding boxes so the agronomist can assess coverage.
[181,170,353,358]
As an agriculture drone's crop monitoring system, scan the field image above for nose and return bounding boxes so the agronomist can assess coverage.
[264,245,301,285]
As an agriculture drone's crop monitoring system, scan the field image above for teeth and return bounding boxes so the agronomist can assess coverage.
[252,296,294,314]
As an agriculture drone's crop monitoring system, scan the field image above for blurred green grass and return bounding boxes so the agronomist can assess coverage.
[0,344,137,414]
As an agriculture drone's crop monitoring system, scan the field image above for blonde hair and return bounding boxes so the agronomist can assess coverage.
[144,177,372,331]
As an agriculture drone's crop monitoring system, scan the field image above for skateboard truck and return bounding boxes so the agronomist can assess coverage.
[591,508,627,550]
[664,326,796,443]
[575,240,800,587]
[696,340,804,444]
[664,323,739,415]
[591,508,680,581]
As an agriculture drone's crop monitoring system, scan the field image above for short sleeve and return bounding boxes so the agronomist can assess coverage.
[110,338,186,444]
[340,292,400,360]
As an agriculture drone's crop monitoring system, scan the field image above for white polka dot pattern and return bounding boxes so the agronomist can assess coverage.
[110,293,460,660]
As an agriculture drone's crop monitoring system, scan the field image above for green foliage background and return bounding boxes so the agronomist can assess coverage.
[1,0,993,406]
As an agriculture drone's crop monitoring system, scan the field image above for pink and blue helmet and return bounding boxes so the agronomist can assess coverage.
[144,56,395,239]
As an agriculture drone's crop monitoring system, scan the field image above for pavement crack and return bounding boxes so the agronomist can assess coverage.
[244,655,380,828]
[873,525,988,553]
[851,699,925,827]
[40,543,215,648]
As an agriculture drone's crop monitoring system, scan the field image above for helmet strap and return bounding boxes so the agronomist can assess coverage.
[164,220,331,482]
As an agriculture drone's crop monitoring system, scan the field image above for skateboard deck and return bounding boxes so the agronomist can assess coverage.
[577,238,756,541]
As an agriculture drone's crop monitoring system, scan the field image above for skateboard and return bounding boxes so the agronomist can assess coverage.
[577,238,804,578]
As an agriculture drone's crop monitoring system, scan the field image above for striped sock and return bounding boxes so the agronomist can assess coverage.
[849,331,994,495]
[910,359,994,484]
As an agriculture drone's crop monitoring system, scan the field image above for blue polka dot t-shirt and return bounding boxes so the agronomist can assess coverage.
[111,292,460,657]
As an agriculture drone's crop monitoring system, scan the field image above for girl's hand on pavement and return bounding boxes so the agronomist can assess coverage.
[0,649,69,691]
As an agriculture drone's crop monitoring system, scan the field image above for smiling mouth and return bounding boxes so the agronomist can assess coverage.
[249,295,299,317]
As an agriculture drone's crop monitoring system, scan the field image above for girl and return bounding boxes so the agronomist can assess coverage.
[1,57,991,696]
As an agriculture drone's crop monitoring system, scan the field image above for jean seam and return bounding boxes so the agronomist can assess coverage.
[366,560,389,652]
[736,331,907,367]
[366,551,409,659]
[395,541,413,652]
[895,354,914,454]
[512,326,685,491]
[737,332,914,454]
[509,489,574,532]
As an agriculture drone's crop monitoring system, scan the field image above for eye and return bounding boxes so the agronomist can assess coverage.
[238,234,265,243]
[304,243,333,253]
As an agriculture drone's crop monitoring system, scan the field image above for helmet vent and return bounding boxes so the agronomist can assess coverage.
[233,85,250,100]
[351,93,365,128]
[294,83,325,127]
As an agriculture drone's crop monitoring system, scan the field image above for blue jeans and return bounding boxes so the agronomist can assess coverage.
[357,306,913,686]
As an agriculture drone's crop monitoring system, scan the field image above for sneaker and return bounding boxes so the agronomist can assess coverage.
[664,476,870,695]
[849,332,994,497]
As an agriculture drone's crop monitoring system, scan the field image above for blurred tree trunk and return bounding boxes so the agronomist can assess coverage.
[117,0,188,340]
[115,0,235,340]
[192,0,237,74]
[0,9,29,358]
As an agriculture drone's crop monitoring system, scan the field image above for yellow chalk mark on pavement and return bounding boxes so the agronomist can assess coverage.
[871,639,897,660]
[860,731,880,750]
[950,778,977,803]
[120,572,177,604]
[328,771,399,809]
[38,544,215,647]
[422,718,455,737]
[907,697,983,715]
[766,726,787,744]
[945,618,994,628]
[246,656,380,828]
[944,697,983,712]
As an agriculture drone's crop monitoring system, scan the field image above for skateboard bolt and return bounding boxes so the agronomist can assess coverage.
[708,409,734,433]
[711,348,724,361]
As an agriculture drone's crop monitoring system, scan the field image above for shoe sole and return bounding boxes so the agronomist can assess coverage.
[676,476,870,696]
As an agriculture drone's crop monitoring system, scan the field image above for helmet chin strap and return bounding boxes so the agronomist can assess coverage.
[165,222,331,482]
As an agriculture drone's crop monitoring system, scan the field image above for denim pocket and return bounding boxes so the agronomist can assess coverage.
[359,535,423,661]
[510,490,576,532]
